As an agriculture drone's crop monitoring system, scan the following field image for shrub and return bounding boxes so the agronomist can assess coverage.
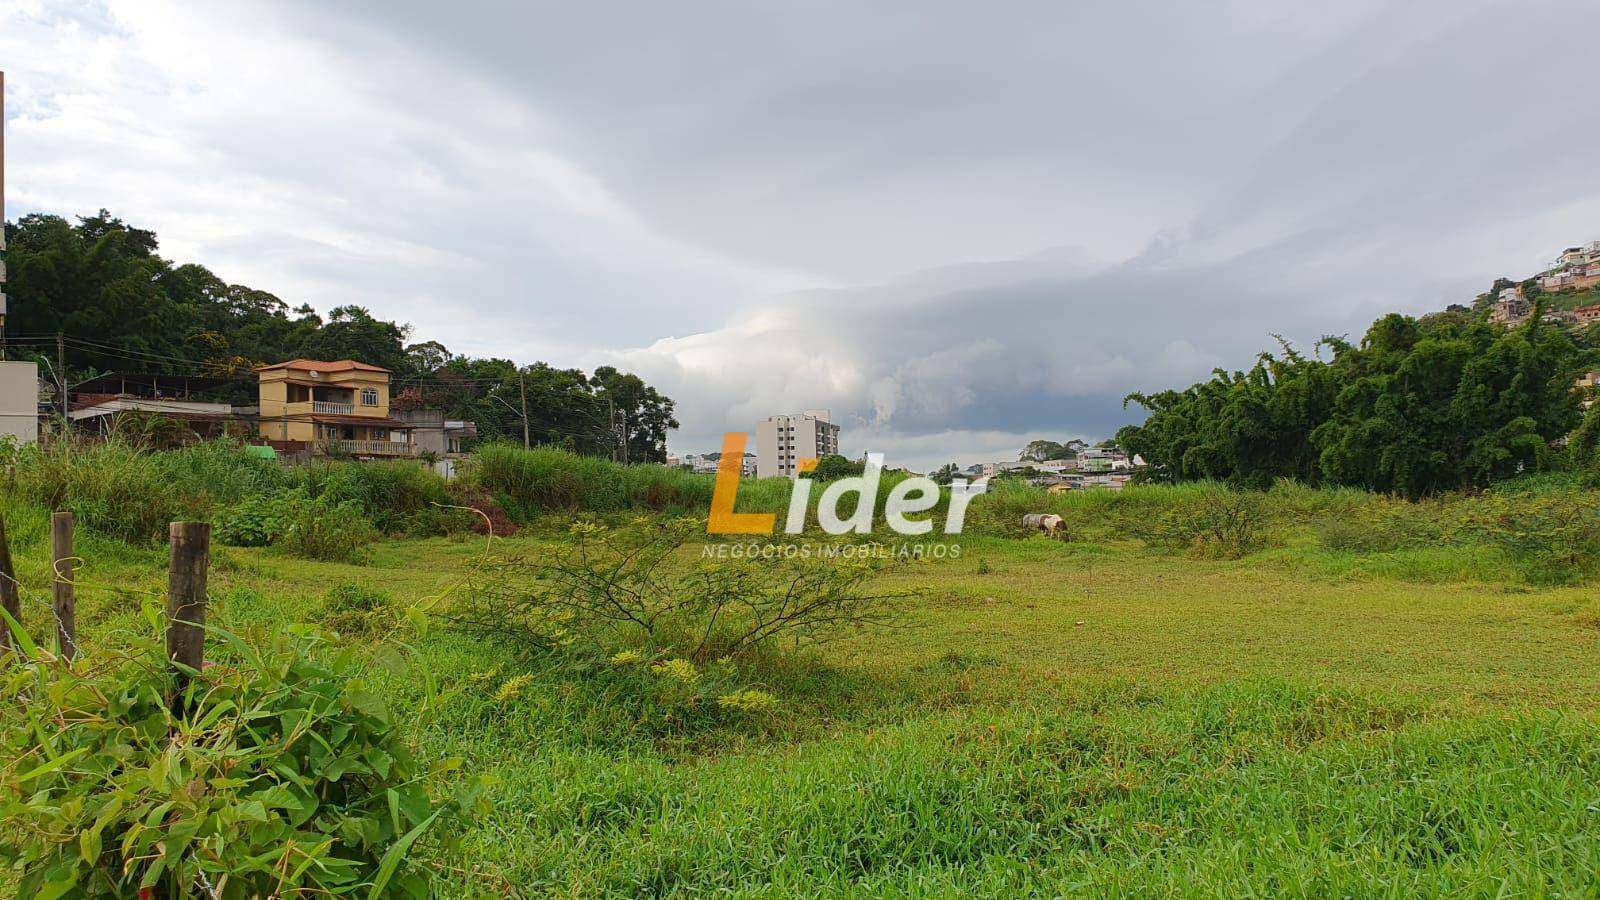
[9,440,208,542]
[214,492,283,547]
[217,489,378,562]
[0,626,471,898]
[1462,490,1600,585]
[451,518,908,662]
[305,461,466,536]
[273,491,380,562]
[1117,484,1268,559]
[316,582,397,636]
[1313,498,1452,554]
[443,482,519,536]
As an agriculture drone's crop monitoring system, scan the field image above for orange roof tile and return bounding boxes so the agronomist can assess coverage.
[255,359,390,374]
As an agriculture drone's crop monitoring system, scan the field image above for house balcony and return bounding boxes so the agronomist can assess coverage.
[317,439,417,457]
[312,400,355,414]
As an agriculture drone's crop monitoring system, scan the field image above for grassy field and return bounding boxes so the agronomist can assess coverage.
[9,509,1600,896]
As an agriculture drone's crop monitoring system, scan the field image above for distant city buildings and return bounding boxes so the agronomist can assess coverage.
[756,410,841,478]
[957,447,1137,490]
[670,451,756,476]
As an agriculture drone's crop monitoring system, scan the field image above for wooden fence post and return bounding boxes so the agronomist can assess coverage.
[0,512,19,658]
[166,522,210,701]
[52,511,76,661]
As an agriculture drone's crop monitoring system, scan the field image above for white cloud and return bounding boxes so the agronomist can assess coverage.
[6,0,1600,469]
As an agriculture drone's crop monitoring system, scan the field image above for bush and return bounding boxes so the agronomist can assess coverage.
[217,489,378,562]
[9,440,209,542]
[1116,484,1268,559]
[316,582,398,637]
[0,626,471,898]
[443,482,519,536]
[1313,498,1452,554]
[452,517,908,662]
[304,461,467,536]
[1462,490,1600,585]
[273,491,380,562]
[214,492,282,547]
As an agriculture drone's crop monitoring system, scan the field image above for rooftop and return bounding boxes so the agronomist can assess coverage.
[255,359,390,374]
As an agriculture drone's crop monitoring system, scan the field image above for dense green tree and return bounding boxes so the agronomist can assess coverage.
[808,454,865,481]
[3,210,678,454]
[591,366,679,463]
[1119,312,1597,497]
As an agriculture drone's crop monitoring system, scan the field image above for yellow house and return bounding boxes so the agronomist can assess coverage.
[256,359,416,456]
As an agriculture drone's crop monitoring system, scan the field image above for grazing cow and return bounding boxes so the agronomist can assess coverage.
[1021,513,1066,539]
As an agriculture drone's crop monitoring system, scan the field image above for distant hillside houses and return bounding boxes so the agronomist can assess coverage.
[1539,241,1600,292]
[1487,276,1600,329]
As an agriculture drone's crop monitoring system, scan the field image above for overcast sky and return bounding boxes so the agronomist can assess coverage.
[5,0,1600,469]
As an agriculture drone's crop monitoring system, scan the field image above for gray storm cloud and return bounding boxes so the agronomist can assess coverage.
[4,0,1599,469]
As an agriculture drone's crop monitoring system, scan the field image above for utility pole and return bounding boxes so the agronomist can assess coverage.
[518,371,530,449]
[620,412,629,465]
[56,331,67,426]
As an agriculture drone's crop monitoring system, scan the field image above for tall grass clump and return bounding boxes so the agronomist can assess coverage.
[8,440,209,542]
[467,444,716,517]
[300,459,466,535]
[7,439,293,543]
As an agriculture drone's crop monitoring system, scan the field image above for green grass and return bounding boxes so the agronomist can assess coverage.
[6,442,1600,894]
[6,509,1600,896]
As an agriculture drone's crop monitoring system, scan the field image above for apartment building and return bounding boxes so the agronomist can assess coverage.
[756,410,841,478]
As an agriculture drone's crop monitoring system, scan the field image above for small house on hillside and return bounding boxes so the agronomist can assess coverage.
[257,359,416,457]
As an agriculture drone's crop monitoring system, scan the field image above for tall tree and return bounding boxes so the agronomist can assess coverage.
[1119,312,1596,496]
[3,209,682,455]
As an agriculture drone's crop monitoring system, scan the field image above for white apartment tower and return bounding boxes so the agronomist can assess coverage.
[756,410,841,478]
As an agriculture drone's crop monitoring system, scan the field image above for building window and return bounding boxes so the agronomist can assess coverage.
[361,388,379,406]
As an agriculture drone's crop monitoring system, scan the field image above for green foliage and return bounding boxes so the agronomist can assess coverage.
[3,210,678,447]
[1312,495,1452,554]
[1018,438,1085,462]
[9,439,293,543]
[1461,489,1600,585]
[1120,314,1598,497]
[467,444,715,517]
[1115,483,1268,559]
[269,491,380,562]
[302,460,466,536]
[218,489,378,561]
[452,518,906,662]
[316,582,398,637]
[0,626,465,898]
[808,454,865,481]
[213,492,281,547]
[1120,338,1334,488]
[1570,400,1600,478]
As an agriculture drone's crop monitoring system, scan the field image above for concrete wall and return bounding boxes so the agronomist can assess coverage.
[395,409,446,455]
[0,361,39,445]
